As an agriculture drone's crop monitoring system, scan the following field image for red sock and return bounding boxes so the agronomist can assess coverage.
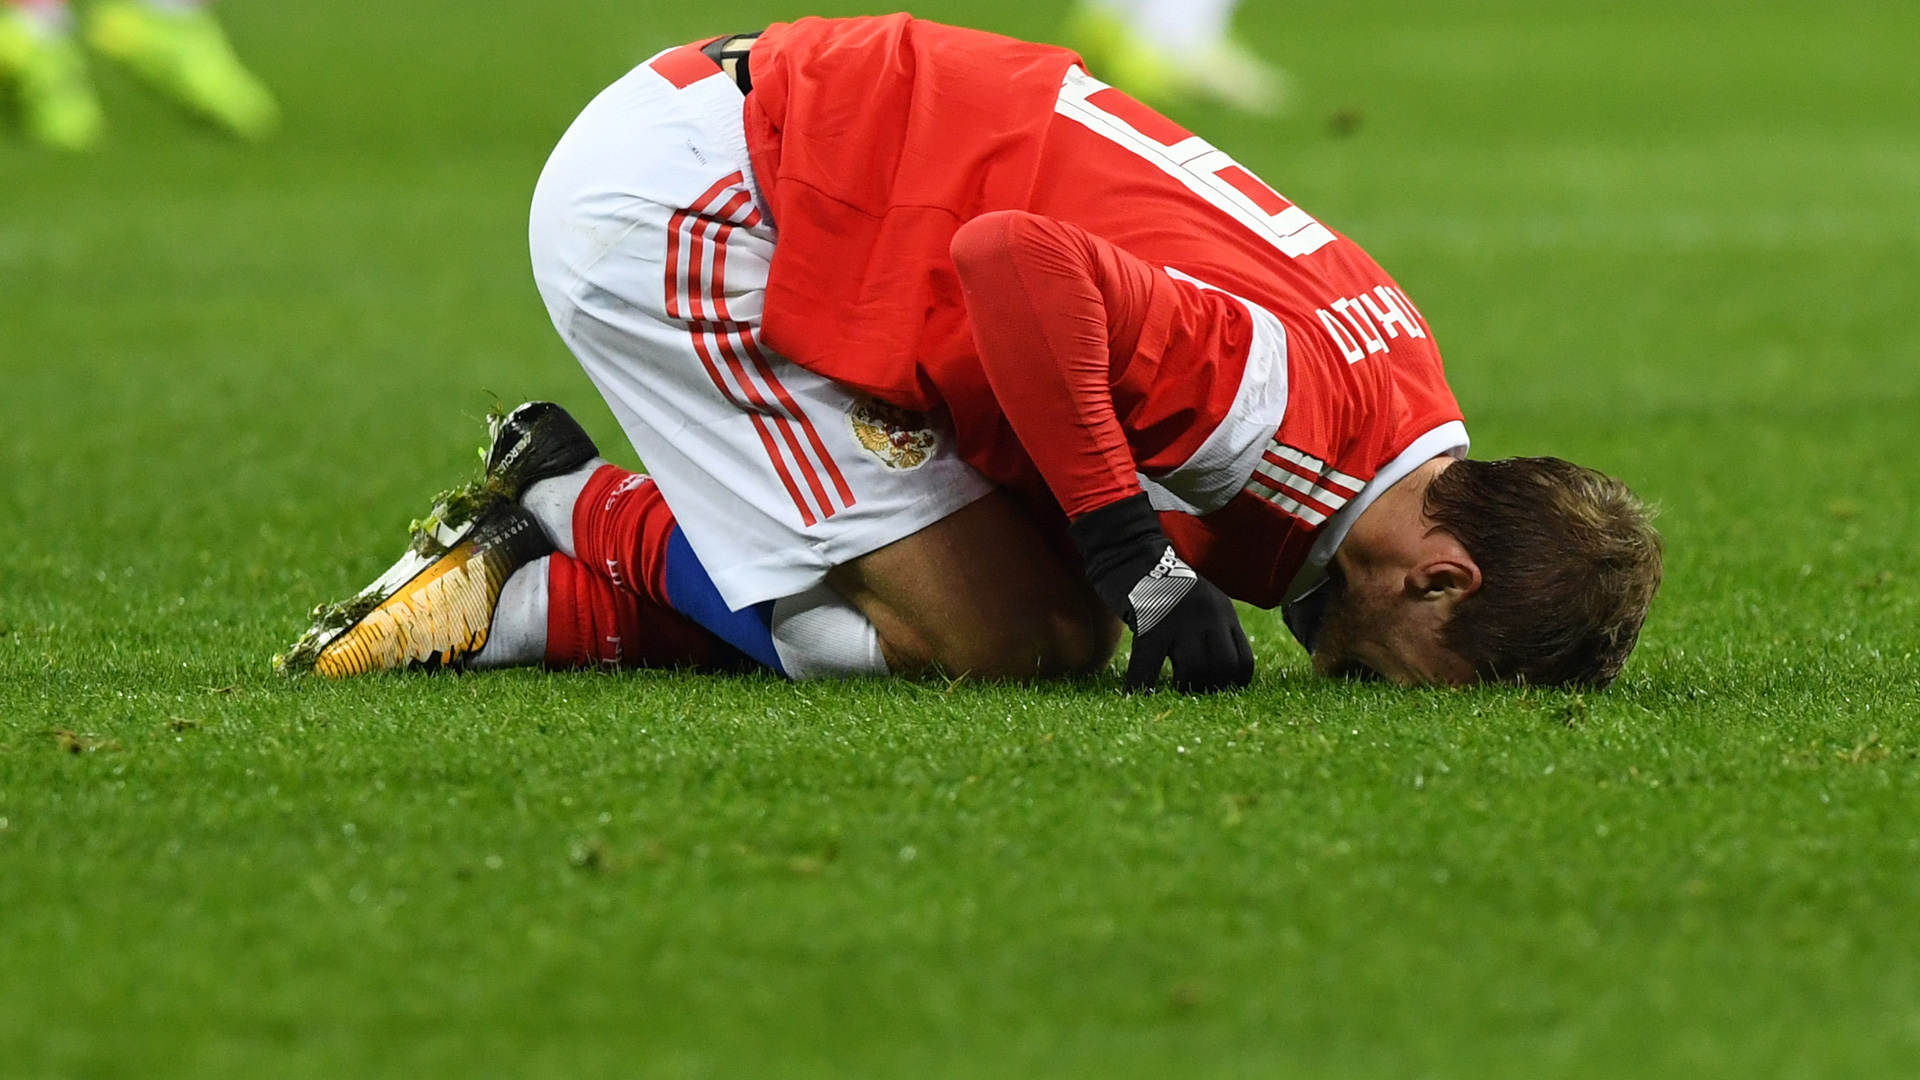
[571,464,678,607]
[545,465,751,671]
[544,552,729,670]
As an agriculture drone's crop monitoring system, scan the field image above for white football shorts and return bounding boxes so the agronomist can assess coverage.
[529,48,994,613]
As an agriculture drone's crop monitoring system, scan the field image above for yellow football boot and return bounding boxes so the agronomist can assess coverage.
[278,500,553,677]
[0,5,104,150]
[85,0,276,139]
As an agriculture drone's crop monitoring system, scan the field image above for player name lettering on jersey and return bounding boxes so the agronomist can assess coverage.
[1055,68,1336,260]
[1244,442,1364,527]
[1316,284,1429,364]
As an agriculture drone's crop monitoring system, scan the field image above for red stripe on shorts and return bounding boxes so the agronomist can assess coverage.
[696,189,835,522]
[739,343,836,515]
[666,174,747,321]
[664,173,842,526]
[686,212,715,322]
[739,332,856,508]
[664,210,687,320]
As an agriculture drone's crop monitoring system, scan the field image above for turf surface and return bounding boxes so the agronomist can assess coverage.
[4,1,1918,1076]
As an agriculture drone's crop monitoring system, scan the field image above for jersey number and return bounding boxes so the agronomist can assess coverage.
[1055,68,1337,259]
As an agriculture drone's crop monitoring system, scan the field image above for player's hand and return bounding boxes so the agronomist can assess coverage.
[1120,568,1254,692]
[1068,493,1254,693]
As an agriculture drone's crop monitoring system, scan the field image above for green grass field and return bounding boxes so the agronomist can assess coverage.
[4,1,1918,1076]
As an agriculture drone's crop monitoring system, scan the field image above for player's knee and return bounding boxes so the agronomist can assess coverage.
[898,597,1119,682]
[1033,606,1124,679]
[860,600,1116,682]
[828,490,1118,681]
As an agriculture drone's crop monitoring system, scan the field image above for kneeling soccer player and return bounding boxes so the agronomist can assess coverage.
[280,16,1663,692]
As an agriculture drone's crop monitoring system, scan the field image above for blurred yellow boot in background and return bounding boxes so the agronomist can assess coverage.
[86,0,276,139]
[1066,0,1286,116]
[1067,4,1188,108]
[0,3,104,149]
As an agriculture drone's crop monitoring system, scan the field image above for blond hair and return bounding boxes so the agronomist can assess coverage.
[1424,457,1663,688]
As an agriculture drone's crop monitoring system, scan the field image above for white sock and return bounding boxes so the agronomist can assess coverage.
[519,458,605,559]
[472,557,549,669]
[770,584,889,679]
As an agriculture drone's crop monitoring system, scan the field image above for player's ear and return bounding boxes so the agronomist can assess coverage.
[1405,553,1481,606]
[1406,524,1481,608]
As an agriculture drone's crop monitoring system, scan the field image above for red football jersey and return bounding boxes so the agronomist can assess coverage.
[745,15,1465,607]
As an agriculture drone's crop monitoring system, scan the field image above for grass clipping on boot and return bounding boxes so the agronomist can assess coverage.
[273,428,515,676]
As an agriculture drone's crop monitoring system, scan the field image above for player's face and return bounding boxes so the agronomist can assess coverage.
[1307,564,1477,687]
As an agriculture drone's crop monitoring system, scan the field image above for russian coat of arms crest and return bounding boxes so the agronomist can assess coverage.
[847,397,938,471]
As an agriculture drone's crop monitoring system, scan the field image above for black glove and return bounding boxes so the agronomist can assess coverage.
[1068,493,1254,693]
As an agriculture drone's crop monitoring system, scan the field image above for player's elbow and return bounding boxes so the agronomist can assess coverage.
[950,209,1026,276]
[950,209,1083,284]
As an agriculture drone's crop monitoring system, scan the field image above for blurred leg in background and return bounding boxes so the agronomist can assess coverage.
[0,0,103,149]
[1068,0,1287,115]
[0,0,275,147]
[85,0,278,139]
